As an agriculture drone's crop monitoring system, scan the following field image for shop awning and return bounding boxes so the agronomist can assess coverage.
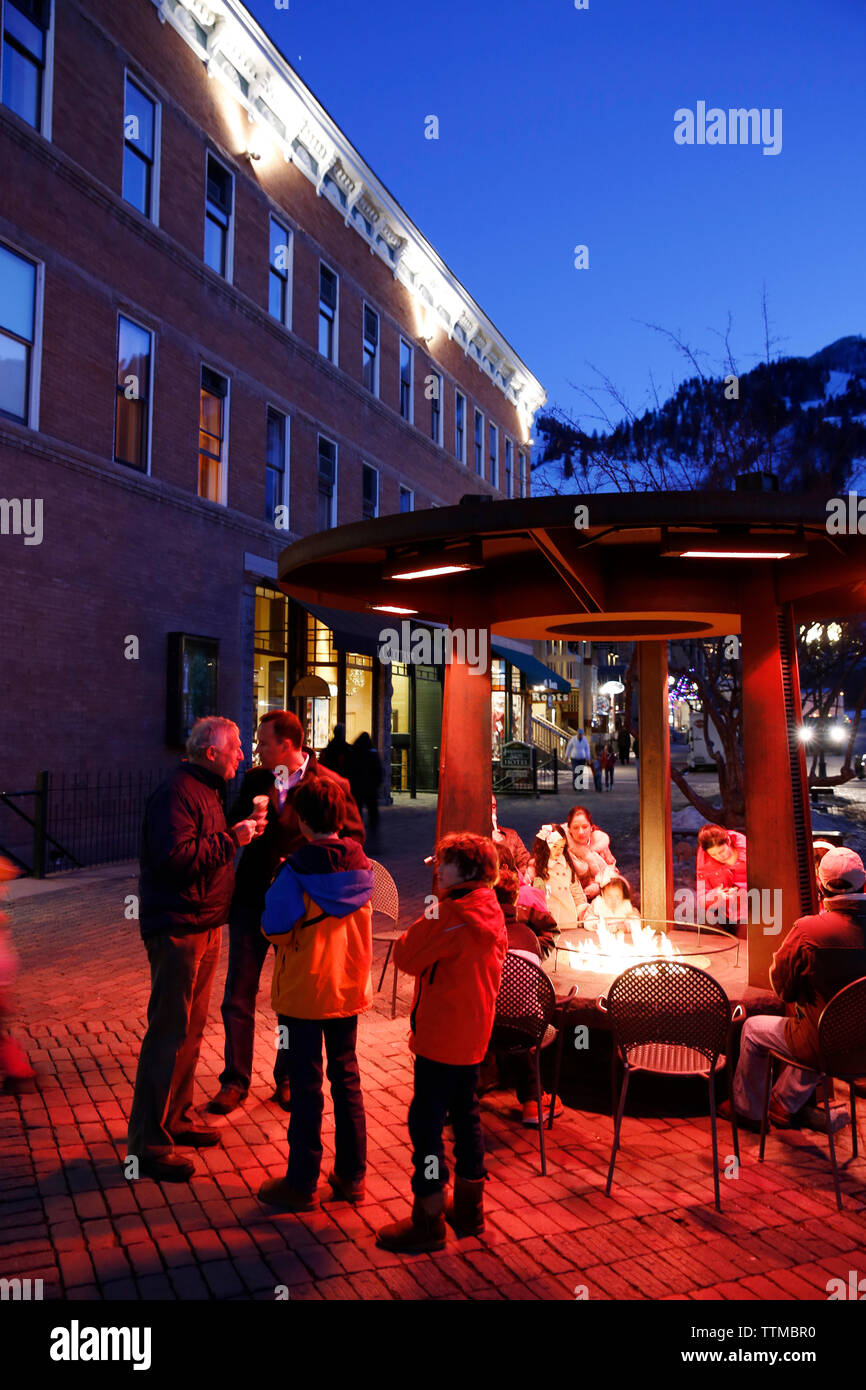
[491,640,570,692]
[299,601,386,658]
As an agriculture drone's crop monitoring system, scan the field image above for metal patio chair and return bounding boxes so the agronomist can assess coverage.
[598,959,743,1212]
[758,975,866,1210]
[489,953,573,1176]
[368,858,401,1018]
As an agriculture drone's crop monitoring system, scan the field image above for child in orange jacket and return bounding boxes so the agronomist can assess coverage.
[377,832,507,1253]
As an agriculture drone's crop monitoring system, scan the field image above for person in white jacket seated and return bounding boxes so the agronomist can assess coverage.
[582,868,641,932]
[527,824,588,931]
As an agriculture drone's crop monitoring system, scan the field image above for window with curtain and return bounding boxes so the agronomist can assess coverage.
[114,315,151,471]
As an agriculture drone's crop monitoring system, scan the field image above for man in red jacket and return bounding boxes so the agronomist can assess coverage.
[209,710,365,1116]
[377,833,507,1253]
[723,847,866,1132]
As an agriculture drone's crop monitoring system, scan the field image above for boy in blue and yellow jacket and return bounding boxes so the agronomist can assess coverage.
[257,778,374,1212]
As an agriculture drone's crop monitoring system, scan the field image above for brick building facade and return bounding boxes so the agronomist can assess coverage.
[0,0,544,855]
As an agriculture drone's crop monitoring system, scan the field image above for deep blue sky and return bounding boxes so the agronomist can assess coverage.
[247,0,865,429]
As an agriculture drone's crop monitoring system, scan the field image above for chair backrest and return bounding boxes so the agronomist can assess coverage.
[493,952,557,1048]
[605,960,731,1062]
[367,858,399,925]
[819,975,866,1077]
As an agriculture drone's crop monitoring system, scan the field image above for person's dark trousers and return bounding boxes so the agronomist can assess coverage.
[279,1014,366,1193]
[128,927,221,1155]
[605,766,614,789]
[219,910,289,1093]
[593,766,603,792]
[409,1055,486,1198]
[361,794,379,831]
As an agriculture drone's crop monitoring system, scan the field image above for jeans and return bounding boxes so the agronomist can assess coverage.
[219,909,289,1093]
[732,1015,820,1120]
[604,765,614,789]
[279,1014,366,1193]
[128,927,221,1155]
[409,1055,486,1196]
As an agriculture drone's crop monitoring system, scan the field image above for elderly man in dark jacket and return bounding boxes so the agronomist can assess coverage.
[127,717,261,1182]
[209,710,365,1116]
[722,847,866,1132]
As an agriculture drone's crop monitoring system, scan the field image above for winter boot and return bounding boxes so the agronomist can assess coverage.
[376,1191,447,1253]
[444,1175,485,1237]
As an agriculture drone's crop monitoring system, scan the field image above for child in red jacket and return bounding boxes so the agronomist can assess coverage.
[377,833,507,1253]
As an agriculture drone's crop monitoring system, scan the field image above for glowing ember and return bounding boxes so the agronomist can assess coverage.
[565,919,680,971]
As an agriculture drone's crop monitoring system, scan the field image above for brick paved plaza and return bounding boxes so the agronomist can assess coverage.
[2,780,865,1303]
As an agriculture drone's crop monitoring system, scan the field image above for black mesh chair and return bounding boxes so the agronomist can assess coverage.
[368,859,401,1018]
[490,953,573,1176]
[598,960,743,1211]
[758,976,866,1210]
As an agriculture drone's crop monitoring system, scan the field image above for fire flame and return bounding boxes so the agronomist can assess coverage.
[565,918,680,971]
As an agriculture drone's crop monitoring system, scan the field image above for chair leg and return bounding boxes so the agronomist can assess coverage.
[758,1053,774,1162]
[535,1049,547,1176]
[824,1076,843,1211]
[606,1065,629,1197]
[708,1074,721,1212]
[548,1025,565,1131]
[376,941,393,993]
[850,1082,858,1161]
[726,1062,740,1163]
[390,961,398,1020]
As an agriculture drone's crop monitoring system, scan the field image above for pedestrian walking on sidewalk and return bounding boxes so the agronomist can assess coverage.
[127,718,262,1183]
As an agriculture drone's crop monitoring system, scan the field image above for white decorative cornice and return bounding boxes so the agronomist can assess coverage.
[151,0,546,422]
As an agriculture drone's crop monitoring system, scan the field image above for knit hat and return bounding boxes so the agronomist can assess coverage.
[817,847,866,895]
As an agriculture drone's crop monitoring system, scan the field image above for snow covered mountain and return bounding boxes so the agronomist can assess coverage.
[533,336,866,495]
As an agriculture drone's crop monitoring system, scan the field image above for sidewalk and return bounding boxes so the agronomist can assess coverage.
[1,790,864,1302]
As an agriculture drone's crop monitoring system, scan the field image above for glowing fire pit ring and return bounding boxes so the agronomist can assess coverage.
[550,921,742,1005]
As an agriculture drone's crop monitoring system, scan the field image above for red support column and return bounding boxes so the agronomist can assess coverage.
[435,616,492,842]
[741,573,815,986]
[637,641,673,928]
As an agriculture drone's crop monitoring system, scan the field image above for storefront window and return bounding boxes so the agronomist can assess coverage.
[306,617,338,750]
[253,587,289,728]
[345,653,373,742]
[391,662,410,791]
[491,657,506,758]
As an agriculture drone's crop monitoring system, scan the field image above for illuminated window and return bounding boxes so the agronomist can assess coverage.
[114,315,152,472]
[199,366,228,503]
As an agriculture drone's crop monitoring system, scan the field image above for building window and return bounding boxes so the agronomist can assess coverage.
[0,240,37,424]
[362,304,379,394]
[114,315,152,472]
[489,423,498,489]
[429,370,442,445]
[518,450,527,497]
[204,154,233,279]
[268,216,291,325]
[253,586,289,728]
[318,263,338,362]
[474,409,484,476]
[317,434,337,529]
[265,406,288,524]
[199,366,228,503]
[455,390,466,463]
[399,338,413,421]
[362,463,378,519]
[1,0,50,132]
[399,485,414,513]
[504,439,513,497]
[122,75,158,220]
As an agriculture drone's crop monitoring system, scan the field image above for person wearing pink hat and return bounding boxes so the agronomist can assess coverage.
[721,846,866,1132]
